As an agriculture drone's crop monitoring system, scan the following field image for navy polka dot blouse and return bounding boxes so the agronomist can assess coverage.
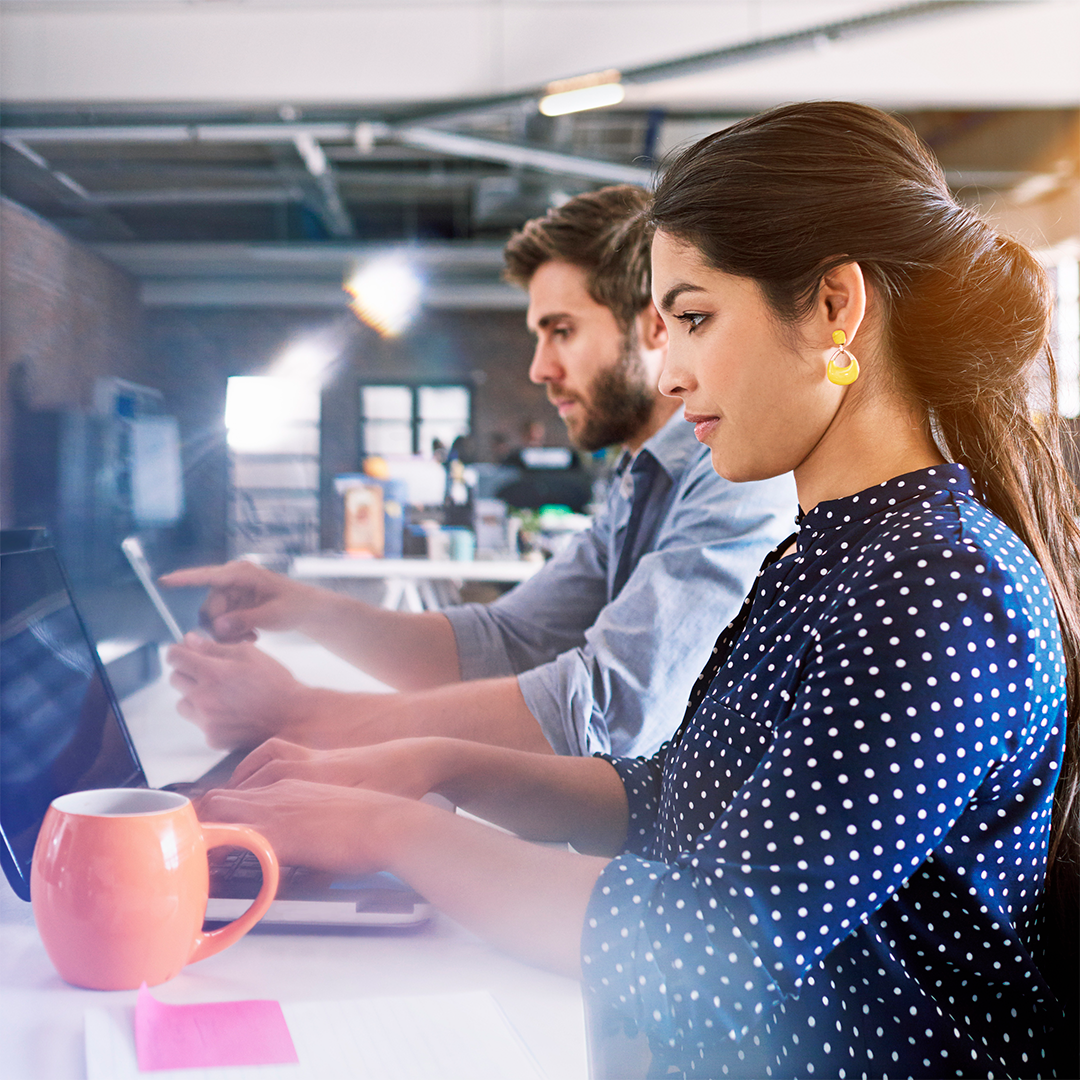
[582,465,1068,1078]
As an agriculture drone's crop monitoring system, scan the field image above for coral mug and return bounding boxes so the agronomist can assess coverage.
[30,787,278,990]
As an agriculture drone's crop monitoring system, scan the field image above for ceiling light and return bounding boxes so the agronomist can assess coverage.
[344,255,423,337]
[539,70,624,117]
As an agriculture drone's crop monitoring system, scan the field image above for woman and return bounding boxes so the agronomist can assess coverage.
[202,102,1077,1078]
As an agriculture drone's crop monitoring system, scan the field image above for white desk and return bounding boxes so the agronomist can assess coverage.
[0,634,590,1080]
[290,555,543,611]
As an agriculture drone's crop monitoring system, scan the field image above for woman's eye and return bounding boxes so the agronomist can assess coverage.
[676,312,708,333]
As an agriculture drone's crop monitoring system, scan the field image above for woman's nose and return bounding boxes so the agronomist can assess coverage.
[658,357,692,399]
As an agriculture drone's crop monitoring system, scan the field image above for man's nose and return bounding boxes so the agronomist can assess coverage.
[528,339,564,385]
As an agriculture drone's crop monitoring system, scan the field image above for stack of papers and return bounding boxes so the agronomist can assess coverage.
[86,990,547,1079]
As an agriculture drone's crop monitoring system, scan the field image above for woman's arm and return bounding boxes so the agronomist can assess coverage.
[198,780,611,977]
[224,736,631,856]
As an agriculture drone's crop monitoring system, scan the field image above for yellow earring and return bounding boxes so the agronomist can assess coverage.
[826,329,860,386]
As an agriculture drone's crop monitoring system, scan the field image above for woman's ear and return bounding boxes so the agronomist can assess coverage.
[639,301,669,350]
[815,261,867,348]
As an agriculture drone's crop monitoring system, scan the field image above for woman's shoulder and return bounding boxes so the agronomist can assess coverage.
[869,487,1046,587]
[806,466,1043,583]
[814,501,1060,680]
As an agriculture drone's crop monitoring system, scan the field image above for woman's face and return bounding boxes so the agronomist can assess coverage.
[652,230,842,485]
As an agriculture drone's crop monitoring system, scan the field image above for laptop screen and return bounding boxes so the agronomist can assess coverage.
[0,544,146,900]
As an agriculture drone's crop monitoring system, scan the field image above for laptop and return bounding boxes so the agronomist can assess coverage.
[0,532,432,928]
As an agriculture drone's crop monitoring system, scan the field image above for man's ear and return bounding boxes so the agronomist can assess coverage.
[639,301,669,350]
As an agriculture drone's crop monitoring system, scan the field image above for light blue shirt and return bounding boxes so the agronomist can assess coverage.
[443,409,798,756]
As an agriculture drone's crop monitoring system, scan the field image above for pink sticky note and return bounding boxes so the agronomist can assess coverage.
[135,983,299,1071]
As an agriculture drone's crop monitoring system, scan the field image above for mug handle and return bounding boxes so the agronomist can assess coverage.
[188,822,280,965]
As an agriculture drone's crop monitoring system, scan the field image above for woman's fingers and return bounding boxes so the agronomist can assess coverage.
[228,738,312,788]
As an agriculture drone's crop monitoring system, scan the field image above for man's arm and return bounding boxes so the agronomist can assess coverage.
[166,634,554,753]
[161,561,460,691]
[448,459,797,756]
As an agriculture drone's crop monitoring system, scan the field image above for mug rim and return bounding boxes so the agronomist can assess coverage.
[50,787,190,818]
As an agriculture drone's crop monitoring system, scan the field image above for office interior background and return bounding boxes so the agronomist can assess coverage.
[1,0,1078,638]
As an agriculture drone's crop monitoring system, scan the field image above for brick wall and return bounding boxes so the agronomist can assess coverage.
[0,197,149,526]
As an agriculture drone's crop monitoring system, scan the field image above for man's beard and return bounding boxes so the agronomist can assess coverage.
[563,330,655,453]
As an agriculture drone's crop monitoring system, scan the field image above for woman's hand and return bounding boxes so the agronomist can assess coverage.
[198,773,608,978]
[225,737,448,801]
[198,778,421,876]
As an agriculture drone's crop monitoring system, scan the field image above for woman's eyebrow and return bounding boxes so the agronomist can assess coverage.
[659,282,707,312]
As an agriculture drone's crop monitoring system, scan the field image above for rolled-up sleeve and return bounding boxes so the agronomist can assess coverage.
[445,461,795,756]
[444,523,612,688]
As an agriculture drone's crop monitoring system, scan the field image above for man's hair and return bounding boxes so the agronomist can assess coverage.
[503,185,653,332]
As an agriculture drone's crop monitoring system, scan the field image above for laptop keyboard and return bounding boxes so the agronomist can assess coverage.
[207,847,423,913]
[209,847,297,897]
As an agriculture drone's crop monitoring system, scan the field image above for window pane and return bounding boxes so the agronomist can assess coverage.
[362,385,412,421]
[419,420,469,456]
[418,386,470,423]
[364,421,413,456]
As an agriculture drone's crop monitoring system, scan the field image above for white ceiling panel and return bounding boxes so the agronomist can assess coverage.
[1,1,1075,107]
[622,1,1080,110]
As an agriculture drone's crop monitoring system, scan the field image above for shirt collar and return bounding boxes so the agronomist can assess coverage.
[616,407,699,483]
[797,463,974,545]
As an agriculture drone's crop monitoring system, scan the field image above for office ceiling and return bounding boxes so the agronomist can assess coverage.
[1,0,1078,309]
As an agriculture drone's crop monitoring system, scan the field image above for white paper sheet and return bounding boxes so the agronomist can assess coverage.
[86,991,547,1080]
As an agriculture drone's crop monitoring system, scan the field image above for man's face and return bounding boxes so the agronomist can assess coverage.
[525,260,655,452]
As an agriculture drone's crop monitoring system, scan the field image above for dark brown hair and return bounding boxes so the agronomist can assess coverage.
[503,185,652,332]
[650,99,1079,998]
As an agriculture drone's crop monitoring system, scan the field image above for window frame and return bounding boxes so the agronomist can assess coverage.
[358,381,472,457]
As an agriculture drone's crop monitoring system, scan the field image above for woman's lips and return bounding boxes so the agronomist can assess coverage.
[684,413,720,442]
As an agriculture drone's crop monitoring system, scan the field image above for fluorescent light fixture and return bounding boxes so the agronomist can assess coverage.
[539,69,624,117]
[344,255,423,337]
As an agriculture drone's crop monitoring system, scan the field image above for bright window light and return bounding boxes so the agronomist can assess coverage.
[344,256,423,337]
[225,377,320,452]
[539,70,624,117]
[1056,254,1080,418]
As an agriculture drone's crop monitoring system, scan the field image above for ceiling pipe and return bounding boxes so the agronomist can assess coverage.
[291,131,354,237]
[89,187,305,206]
[1,1,1003,190]
[2,119,653,186]
[388,126,653,186]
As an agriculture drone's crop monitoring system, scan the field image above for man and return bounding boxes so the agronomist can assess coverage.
[164,185,796,757]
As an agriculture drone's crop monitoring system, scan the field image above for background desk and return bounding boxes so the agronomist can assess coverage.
[290,555,543,611]
[0,633,589,1080]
